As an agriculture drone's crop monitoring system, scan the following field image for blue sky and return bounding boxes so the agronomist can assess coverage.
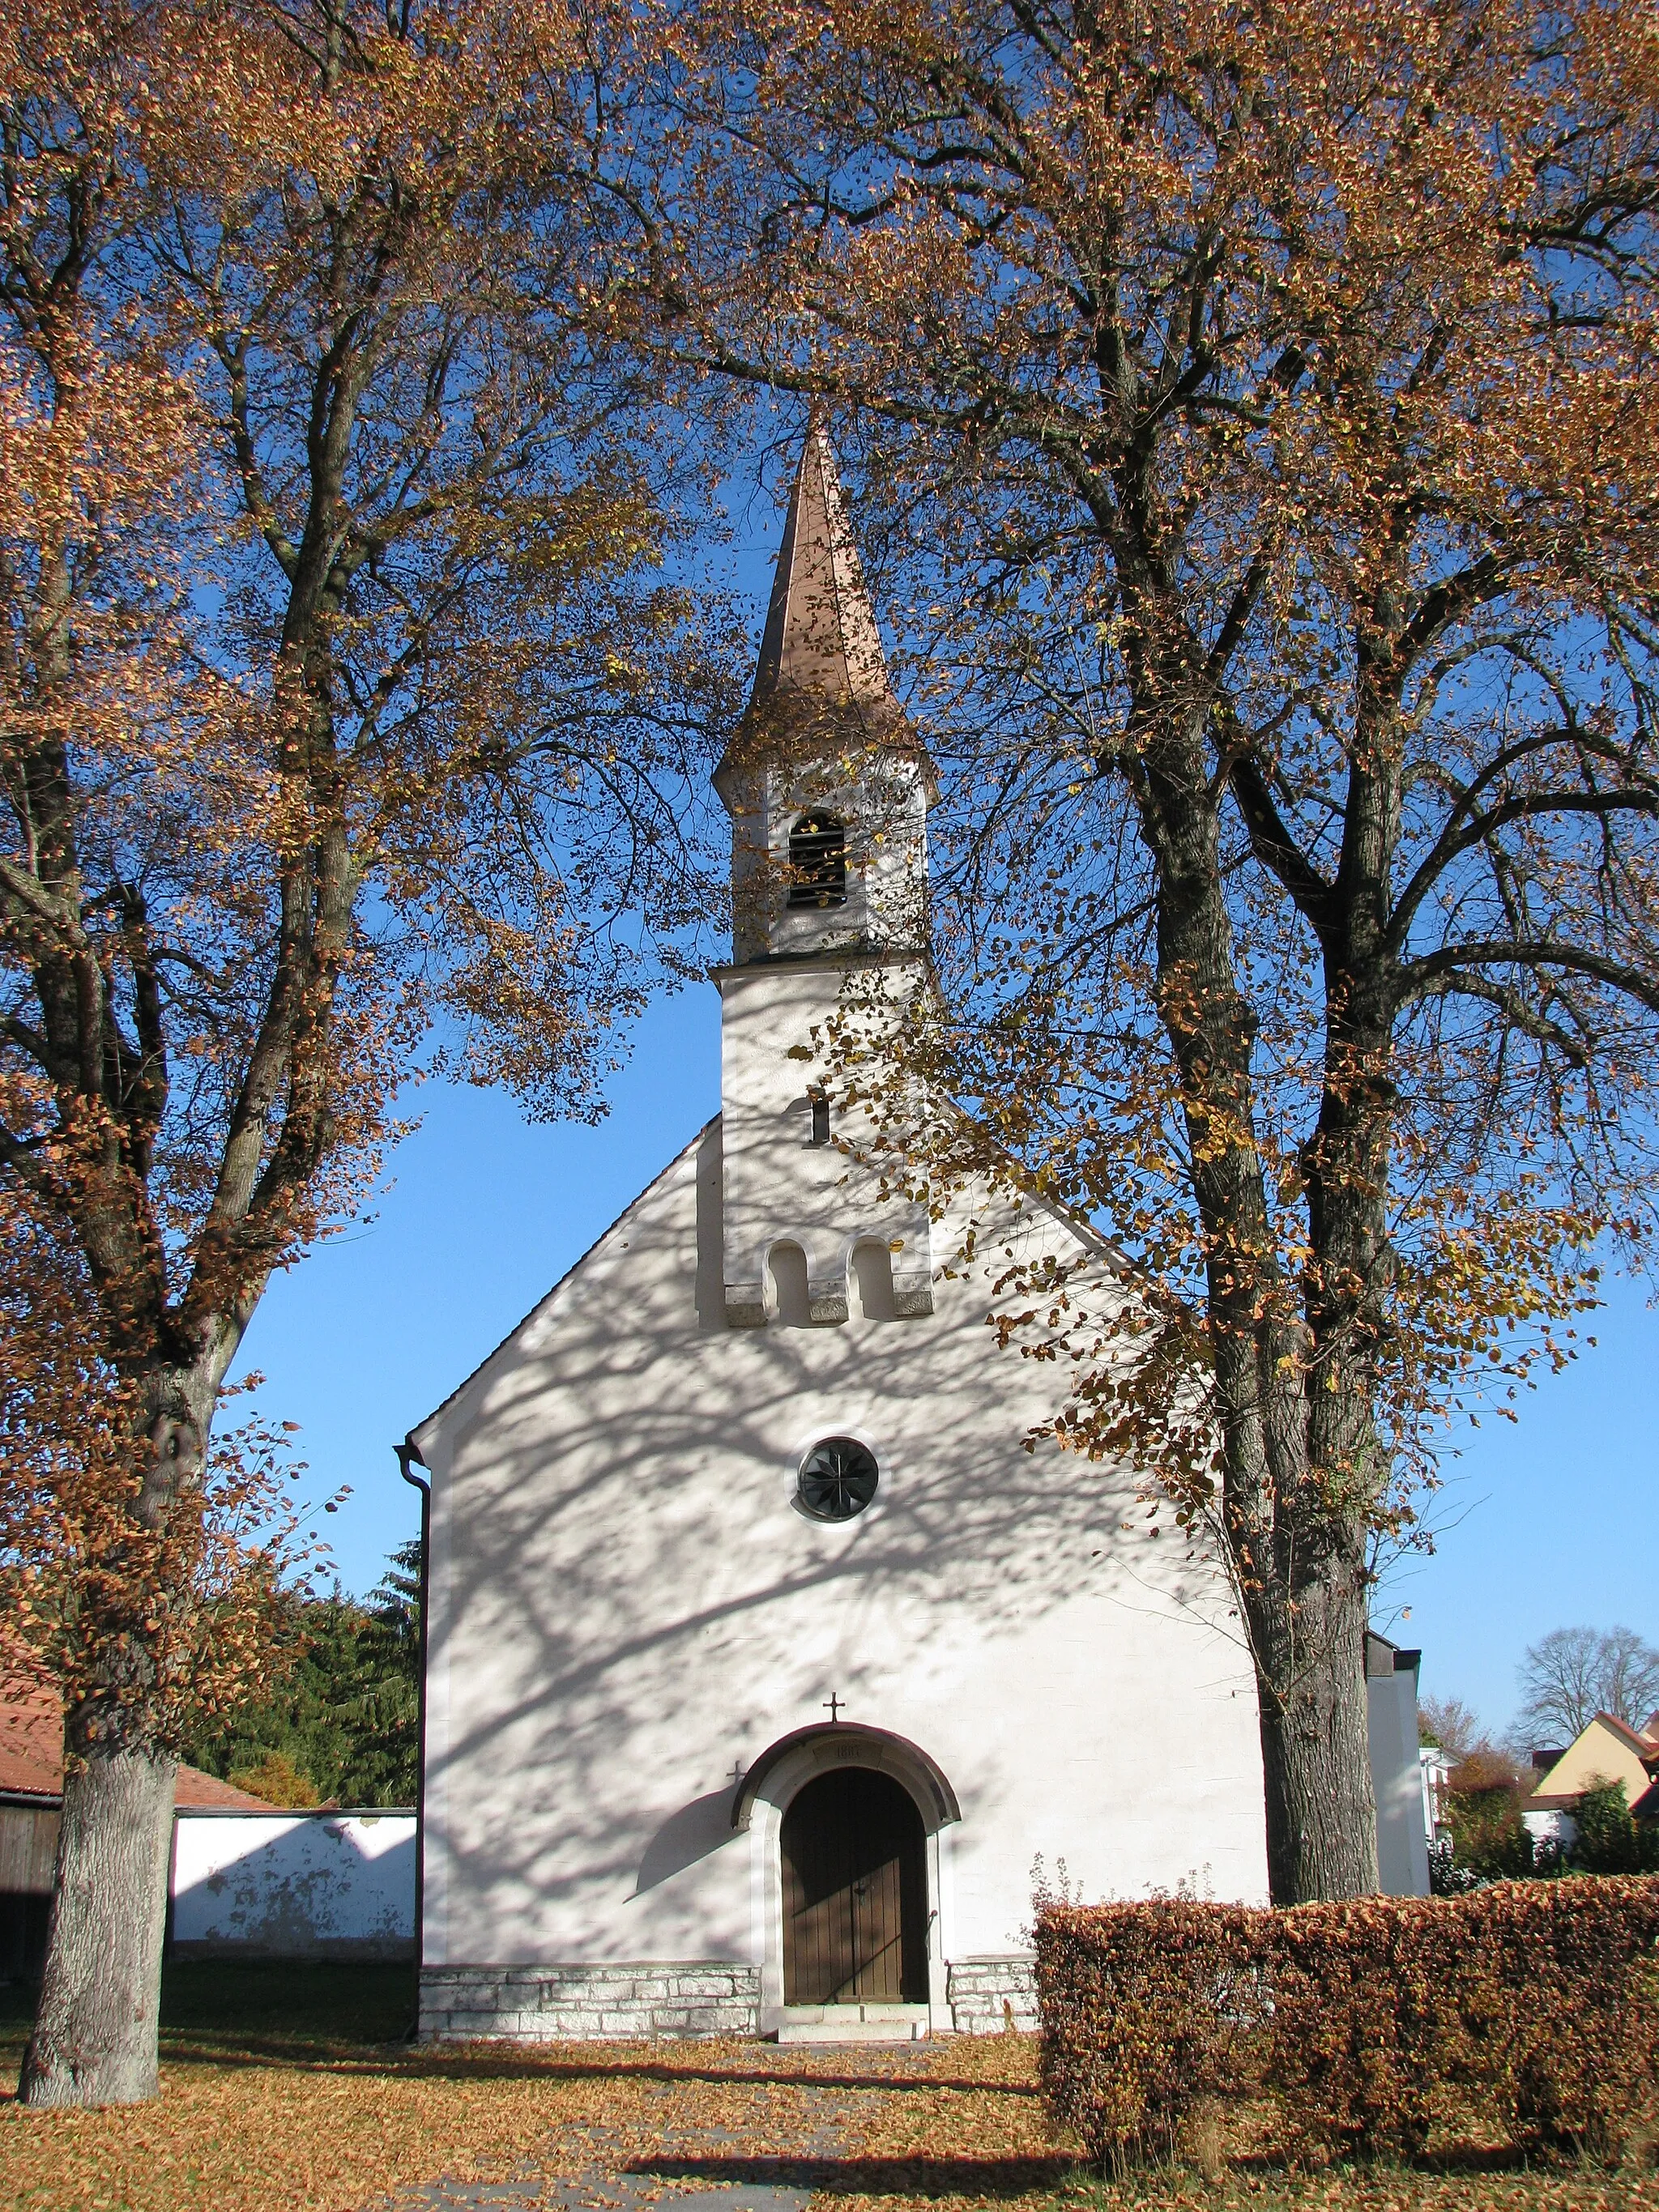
[230,967,1657,1745]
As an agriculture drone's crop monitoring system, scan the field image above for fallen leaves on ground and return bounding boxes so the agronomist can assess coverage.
[2,2004,1657,2212]
[3,2022,1032,2212]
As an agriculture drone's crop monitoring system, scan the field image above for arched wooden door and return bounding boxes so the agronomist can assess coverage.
[781,1767,928,2003]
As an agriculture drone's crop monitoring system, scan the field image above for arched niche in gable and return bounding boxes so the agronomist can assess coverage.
[851,1238,898,1322]
[767,1240,812,1328]
[763,1236,851,1327]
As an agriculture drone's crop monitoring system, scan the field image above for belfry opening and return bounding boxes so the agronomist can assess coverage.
[787,813,847,907]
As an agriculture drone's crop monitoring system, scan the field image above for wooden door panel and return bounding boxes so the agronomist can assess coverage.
[782,1767,927,2004]
[850,1829,902,1997]
[782,1786,856,2001]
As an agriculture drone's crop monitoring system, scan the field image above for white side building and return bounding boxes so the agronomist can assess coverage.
[1366,1635,1431,1897]
[407,427,1418,2045]
[170,1809,416,1958]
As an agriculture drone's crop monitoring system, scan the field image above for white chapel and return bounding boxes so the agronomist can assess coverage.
[405,426,1422,2044]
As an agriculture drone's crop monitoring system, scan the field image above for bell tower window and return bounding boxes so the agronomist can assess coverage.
[787,814,847,908]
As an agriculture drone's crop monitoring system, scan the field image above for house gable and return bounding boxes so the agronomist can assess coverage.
[1526,1712,1658,1811]
[411,1119,716,1461]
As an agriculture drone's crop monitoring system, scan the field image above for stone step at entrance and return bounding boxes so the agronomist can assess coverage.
[775,2001,931,2044]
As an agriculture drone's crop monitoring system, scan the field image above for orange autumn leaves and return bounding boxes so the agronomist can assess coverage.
[0,0,727,1741]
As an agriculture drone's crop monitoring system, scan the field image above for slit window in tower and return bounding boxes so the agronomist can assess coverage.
[809,1089,830,1146]
[787,814,847,908]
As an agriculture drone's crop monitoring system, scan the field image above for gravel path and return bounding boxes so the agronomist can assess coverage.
[382,2055,862,2211]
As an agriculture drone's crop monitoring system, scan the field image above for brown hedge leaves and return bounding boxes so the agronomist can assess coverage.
[1039,1882,1659,2169]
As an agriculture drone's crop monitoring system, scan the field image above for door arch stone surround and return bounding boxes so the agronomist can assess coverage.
[736,1724,957,2035]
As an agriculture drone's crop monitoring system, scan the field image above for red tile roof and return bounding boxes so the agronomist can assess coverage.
[0,1666,68,1800]
[1593,1711,1659,1762]
[174,1766,278,1809]
[1,1660,274,1809]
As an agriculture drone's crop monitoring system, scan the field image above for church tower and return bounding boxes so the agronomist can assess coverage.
[714,422,936,1328]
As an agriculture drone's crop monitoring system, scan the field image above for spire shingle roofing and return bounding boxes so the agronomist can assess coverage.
[747,419,900,730]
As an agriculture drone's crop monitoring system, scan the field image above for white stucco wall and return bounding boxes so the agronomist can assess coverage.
[1368,1664,1431,1897]
[413,960,1270,2013]
[719,958,935,1323]
[171,1811,416,1957]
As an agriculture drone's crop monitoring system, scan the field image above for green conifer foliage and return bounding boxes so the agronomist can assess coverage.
[1569,1782,1659,1877]
[183,1543,420,1806]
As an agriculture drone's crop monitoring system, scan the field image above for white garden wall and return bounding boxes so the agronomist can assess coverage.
[170,1809,416,1958]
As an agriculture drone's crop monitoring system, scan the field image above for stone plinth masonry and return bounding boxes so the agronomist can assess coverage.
[946,1958,1039,2035]
[420,1958,1039,2041]
[420,1963,762,2042]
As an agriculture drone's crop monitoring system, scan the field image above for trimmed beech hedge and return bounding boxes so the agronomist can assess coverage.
[1038,1880,1659,2166]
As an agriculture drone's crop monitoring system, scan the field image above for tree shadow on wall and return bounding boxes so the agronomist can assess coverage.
[425,1119,1239,1937]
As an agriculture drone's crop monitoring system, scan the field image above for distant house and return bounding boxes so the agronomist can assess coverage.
[0,1660,273,1981]
[1418,1743,1454,1843]
[1523,1710,1659,1847]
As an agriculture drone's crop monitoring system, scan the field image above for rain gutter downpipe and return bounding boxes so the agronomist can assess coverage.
[394,1437,430,2039]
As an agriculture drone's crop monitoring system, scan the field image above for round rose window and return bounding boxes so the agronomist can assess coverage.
[797,1437,880,1521]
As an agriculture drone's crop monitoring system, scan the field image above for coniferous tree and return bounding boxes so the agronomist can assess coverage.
[182,1542,421,1807]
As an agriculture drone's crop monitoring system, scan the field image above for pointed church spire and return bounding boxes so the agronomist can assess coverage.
[718,418,931,967]
[747,416,901,732]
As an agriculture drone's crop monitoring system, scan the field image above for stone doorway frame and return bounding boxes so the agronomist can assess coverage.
[733,1724,958,2037]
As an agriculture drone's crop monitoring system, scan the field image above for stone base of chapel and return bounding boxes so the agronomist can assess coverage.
[943,1957,1040,2034]
[419,1963,761,2040]
[418,1958,1038,2040]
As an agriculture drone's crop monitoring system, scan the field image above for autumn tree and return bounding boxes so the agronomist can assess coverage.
[1417,1694,1485,1764]
[1438,1747,1537,1882]
[669,0,1659,1898]
[1,0,726,2103]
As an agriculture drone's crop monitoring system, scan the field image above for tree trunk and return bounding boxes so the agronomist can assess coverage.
[1129,678,1382,1903]
[18,1739,177,2107]
[1247,1532,1379,1902]
[18,1375,214,2108]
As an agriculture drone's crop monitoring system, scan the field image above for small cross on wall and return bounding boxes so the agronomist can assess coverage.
[823,1691,845,1724]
